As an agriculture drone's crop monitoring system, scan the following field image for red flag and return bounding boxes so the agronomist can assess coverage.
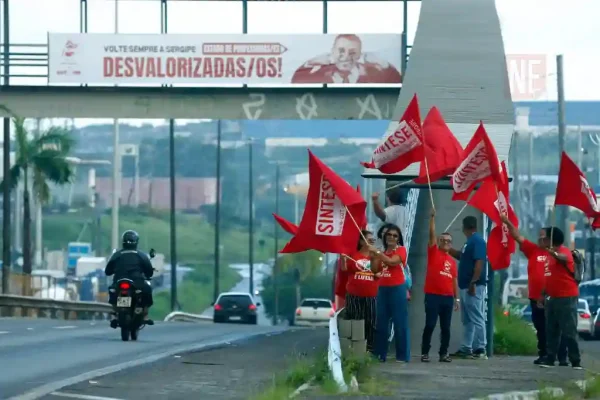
[555,151,600,218]
[361,94,424,174]
[451,122,503,201]
[414,106,464,184]
[356,184,368,229]
[487,225,514,270]
[281,150,367,255]
[469,162,517,270]
[272,213,298,235]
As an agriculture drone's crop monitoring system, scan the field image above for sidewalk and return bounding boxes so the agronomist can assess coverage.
[310,356,593,400]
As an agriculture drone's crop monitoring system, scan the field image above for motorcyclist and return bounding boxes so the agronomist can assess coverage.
[105,230,154,328]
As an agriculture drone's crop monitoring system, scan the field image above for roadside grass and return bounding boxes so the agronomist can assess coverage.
[493,309,538,356]
[536,375,600,400]
[252,351,395,399]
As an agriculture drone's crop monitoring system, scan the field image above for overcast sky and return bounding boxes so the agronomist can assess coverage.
[3,0,599,129]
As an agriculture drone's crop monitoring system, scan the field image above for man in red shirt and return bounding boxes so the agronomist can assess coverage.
[537,227,582,369]
[420,208,459,363]
[501,215,568,366]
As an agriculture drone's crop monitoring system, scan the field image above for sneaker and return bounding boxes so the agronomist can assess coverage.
[421,354,430,363]
[144,319,154,326]
[451,349,474,359]
[439,354,452,363]
[110,319,118,329]
[534,357,545,365]
[473,349,488,360]
[558,361,569,367]
[539,358,555,368]
[572,362,583,370]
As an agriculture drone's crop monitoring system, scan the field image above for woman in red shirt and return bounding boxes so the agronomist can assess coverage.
[372,224,410,363]
[342,230,379,353]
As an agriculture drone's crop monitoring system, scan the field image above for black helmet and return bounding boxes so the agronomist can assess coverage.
[122,230,139,250]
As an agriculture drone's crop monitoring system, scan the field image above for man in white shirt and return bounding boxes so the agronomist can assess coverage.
[372,185,408,242]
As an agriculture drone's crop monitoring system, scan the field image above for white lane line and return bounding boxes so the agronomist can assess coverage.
[27,327,34,331]
[50,392,126,400]
[0,331,9,334]
[53,326,77,330]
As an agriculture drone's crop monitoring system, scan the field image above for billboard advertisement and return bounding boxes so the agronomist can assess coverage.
[48,33,403,85]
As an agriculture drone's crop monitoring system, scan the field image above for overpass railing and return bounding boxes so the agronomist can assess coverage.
[0,294,112,320]
[0,43,49,80]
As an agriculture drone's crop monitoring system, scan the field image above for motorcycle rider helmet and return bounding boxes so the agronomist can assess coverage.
[122,230,139,250]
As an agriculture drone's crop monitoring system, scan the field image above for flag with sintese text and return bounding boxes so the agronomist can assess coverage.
[468,162,517,270]
[451,122,503,201]
[272,213,298,236]
[355,184,368,229]
[281,150,367,255]
[555,151,600,219]
[361,94,423,174]
[414,106,464,184]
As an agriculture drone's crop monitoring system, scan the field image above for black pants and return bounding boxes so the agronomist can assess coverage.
[530,299,567,360]
[345,293,377,352]
[421,293,454,356]
[545,296,580,364]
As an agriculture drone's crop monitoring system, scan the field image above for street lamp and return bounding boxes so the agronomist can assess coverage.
[248,137,255,295]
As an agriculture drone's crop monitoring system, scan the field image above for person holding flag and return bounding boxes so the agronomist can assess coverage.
[420,207,459,363]
[500,214,569,366]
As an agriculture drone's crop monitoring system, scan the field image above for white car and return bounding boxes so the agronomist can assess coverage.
[294,298,335,327]
[578,298,594,339]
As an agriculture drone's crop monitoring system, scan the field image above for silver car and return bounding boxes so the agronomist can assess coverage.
[578,299,594,340]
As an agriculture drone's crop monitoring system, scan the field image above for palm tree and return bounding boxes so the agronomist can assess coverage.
[0,107,75,294]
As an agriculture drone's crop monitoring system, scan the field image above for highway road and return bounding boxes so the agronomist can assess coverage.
[0,317,286,400]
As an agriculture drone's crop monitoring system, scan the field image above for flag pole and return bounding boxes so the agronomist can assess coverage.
[550,205,557,247]
[424,158,435,210]
[345,206,368,242]
[385,179,414,192]
[444,202,469,232]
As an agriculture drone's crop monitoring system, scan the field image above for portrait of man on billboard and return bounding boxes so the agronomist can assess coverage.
[291,34,402,84]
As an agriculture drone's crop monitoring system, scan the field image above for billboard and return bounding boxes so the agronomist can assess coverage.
[48,33,403,85]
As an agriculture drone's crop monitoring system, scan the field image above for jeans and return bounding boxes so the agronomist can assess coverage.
[375,284,410,361]
[421,294,454,356]
[545,296,581,364]
[530,299,568,360]
[346,294,377,352]
[459,285,487,352]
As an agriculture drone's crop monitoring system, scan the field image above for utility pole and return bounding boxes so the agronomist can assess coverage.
[556,55,569,245]
[1,0,11,294]
[169,119,177,311]
[213,120,222,302]
[111,0,120,251]
[248,138,254,295]
[273,163,280,324]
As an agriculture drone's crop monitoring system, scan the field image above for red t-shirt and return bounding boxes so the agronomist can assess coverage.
[544,245,579,298]
[520,239,547,300]
[334,257,349,298]
[378,246,407,287]
[345,252,379,297]
[424,245,457,296]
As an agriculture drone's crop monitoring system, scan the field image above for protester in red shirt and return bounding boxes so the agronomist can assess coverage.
[341,230,380,353]
[371,224,410,362]
[502,214,569,366]
[420,208,459,363]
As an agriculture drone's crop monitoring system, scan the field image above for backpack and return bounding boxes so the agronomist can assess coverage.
[571,249,585,283]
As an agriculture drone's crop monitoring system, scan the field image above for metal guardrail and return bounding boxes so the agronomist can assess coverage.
[0,294,112,320]
[163,311,212,322]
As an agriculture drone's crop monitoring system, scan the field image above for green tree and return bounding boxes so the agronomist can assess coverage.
[0,109,74,292]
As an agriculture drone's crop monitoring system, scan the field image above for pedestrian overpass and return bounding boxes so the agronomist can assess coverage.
[0,0,513,356]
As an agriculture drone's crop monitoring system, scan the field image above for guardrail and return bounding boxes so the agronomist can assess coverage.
[164,311,212,323]
[0,294,112,320]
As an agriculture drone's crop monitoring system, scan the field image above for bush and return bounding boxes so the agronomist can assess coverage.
[493,309,538,355]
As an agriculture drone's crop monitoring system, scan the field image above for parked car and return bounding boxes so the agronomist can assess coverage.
[578,298,594,340]
[294,298,335,327]
[212,292,260,325]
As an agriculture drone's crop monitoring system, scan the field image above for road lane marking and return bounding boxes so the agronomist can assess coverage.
[50,392,126,400]
[54,326,77,330]
[0,331,8,334]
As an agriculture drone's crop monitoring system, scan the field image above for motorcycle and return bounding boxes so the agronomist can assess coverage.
[110,248,156,342]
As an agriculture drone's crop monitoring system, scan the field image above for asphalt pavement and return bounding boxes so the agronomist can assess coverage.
[0,317,286,400]
[38,327,326,400]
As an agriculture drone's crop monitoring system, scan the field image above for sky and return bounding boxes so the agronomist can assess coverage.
[2,0,600,129]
